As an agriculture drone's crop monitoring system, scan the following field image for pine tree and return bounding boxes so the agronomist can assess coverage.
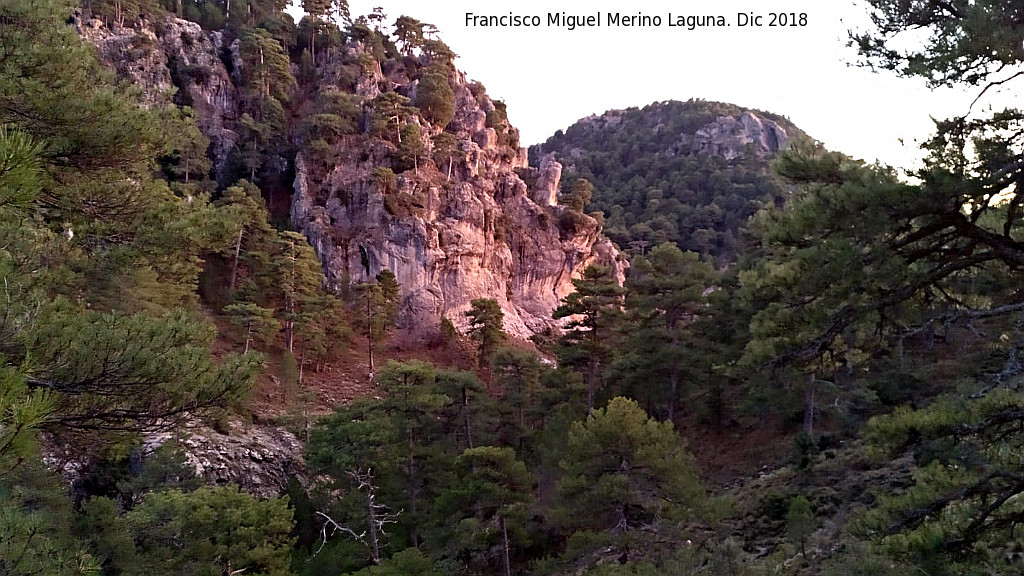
[556,397,702,536]
[433,446,534,576]
[358,270,401,379]
[120,486,295,576]
[431,133,458,181]
[215,180,276,295]
[414,68,454,128]
[785,495,814,557]
[491,348,542,456]
[392,16,424,56]
[466,298,506,377]
[554,265,624,411]
[224,302,278,353]
[625,244,716,421]
[273,231,323,353]
[300,0,331,64]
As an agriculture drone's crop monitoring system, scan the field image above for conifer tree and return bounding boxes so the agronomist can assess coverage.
[625,244,716,421]
[466,298,506,376]
[224,302,278,353]
[273,231,323,353]
[216,180,276,295]
[414,67,455,128]
[554,265,624,411]
[433,446,534,576]
[557,397,702,536]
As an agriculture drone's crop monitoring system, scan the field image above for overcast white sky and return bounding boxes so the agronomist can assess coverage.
[297,0,1021,172]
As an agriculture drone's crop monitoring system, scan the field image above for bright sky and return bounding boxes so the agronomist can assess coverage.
[293,0,1022,173]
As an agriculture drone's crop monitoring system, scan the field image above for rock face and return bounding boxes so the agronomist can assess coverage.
[45,422,306,498]
[555,102,791,163]
[76,13,239,178]
[292,48,624,339]
[688,112,789,160]
[80,17,624,340]
[144,422,306,498]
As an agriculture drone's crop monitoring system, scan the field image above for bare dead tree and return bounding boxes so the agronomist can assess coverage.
[311,469,401,565]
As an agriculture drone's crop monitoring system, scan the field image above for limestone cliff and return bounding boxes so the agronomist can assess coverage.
[80,16,624,341]
[76,12,239,178]
[290,45,624,339]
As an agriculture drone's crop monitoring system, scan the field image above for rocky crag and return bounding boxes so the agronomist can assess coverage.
[554,102,792,163]
[290,44,624,339]
[76,12,240,179]
[80,15,624,341]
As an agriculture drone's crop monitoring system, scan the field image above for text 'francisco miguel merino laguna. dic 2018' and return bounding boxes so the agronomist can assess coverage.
[464,12,809,31]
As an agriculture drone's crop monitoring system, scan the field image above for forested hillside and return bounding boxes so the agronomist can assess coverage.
[4,0,1024,575]
[530,101,808,263]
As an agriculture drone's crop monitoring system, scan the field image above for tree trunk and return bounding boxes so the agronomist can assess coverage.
[407,429,419,547]
[803,372,816,436]
[243,321,252,354]
[463,386,474,449]
[367,487,381,564]
[367,294,374,380]
[285,318,294,353]
[586,357,596,411]
[298,348,305,385]
[518,401,525,454]
[229,227,243,293]
[667,320,680,422]
[500,516,512,576]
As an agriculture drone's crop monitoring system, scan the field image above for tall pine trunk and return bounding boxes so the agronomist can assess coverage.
[667,323,680,422]
[500,516,512,576]
[803,372,816,435]
[586,356,597,411]
[229,227,243,293]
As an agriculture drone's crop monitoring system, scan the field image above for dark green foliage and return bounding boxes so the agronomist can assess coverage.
[225,302,279,353]
[465,298,506,371]
[274,231,324,353]
[87,486,296,576]
[532,100,804,262]
[785,495,813,556]
[490,348,542,455]
[392,16,425,55]
[2,458,102,575]
[397,123,424,173]
[430,447,533,576]
[554,265,624,410]
[439,316,458,346]
[430,133,458,181]
[556,397,702,536]
[851,0,1024,88]
[619,244,717,421]
[25,299,258,433]
[348,548,441,576]
[302,89,361,149]
[370,92,418,144]
[561,178,593,212]
[414,68,454,129]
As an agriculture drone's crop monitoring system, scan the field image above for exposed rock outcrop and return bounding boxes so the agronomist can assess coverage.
[144,422,306,498]
[551,102,792,163]
[687,111,789,160]
[292,48,624,339]
[79,16,625,339]
[532,154,562,207]
[77,13,239,178]
[44,421,305,498]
